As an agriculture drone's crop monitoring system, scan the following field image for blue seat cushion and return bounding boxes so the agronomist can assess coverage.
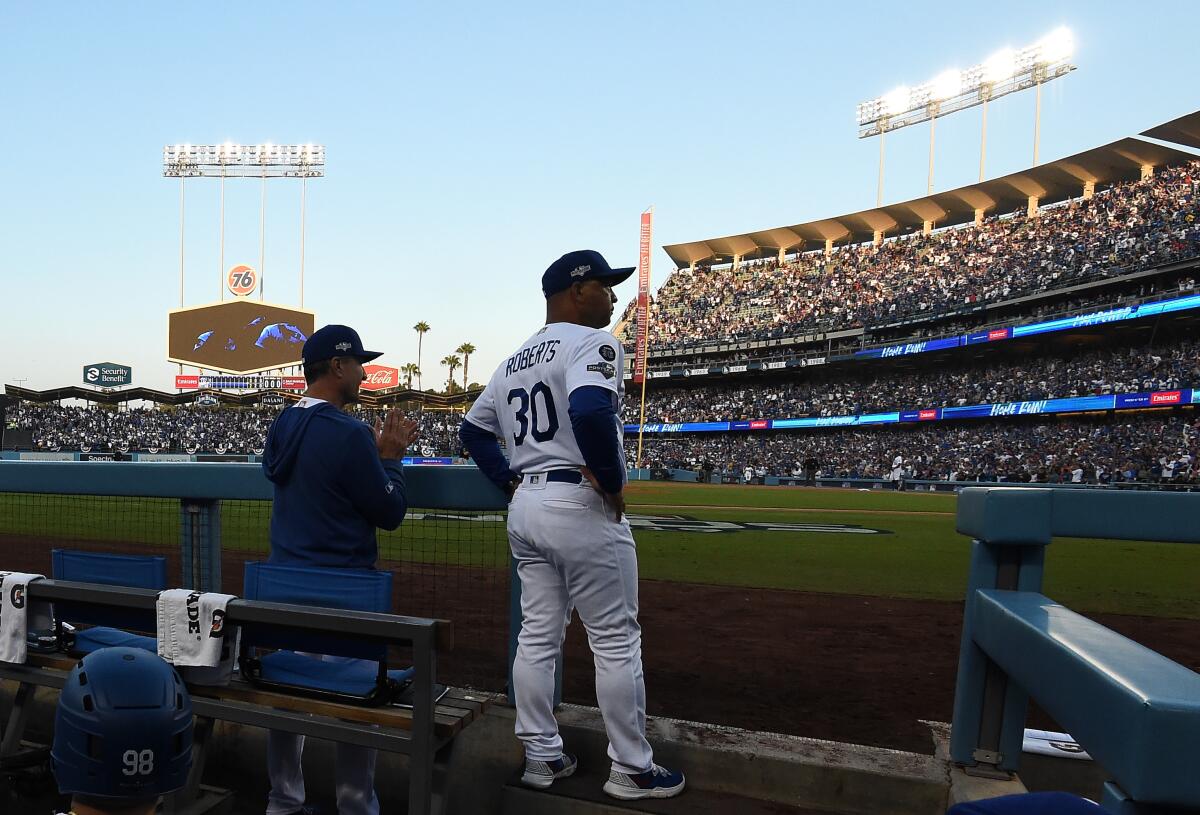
[258,651,413,697]
[73,627,157,654]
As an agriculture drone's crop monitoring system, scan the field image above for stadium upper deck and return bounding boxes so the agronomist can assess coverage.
[614,111,1200,354]
[662,110,1200,268]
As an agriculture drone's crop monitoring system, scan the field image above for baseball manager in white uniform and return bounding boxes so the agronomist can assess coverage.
[459,249,685,800]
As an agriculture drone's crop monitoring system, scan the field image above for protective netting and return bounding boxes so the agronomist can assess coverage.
[0,492,511,692]
[0,493,183,582]
[220,498,511,690]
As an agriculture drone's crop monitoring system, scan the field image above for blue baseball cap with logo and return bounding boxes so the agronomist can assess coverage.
[302,325,383,364]
[542,249,635,298]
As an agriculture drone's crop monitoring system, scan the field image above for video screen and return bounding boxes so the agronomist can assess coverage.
[168,300,315,373]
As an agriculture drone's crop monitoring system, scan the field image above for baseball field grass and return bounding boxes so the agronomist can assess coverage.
[1,481,1197,619]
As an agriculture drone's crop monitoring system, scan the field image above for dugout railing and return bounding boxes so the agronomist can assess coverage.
[950,487,1200,813]
[0,461,514,694]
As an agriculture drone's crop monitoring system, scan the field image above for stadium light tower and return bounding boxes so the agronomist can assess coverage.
[857,27,1076,204]
[163,143,325,307]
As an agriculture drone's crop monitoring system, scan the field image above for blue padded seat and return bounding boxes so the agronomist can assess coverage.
[972,590,1200,808]
[51,550,167,655]
[240,562,411,706]
[257,651,414,697]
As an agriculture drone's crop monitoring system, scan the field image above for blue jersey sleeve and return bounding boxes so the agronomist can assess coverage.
[569,385,624,494]
[460,418,519,493]
[339,423,408,531]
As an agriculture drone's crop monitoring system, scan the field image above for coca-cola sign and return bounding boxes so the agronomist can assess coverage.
[361,365,399,391]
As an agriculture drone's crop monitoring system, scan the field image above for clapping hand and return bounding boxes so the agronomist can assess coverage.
[374,411,418,460]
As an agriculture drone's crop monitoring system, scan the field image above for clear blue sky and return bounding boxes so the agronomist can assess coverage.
[1,2,1197,392]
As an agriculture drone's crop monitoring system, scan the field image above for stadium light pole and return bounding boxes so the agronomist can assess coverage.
[1034,80,1043,165]
[162,142,325,306]
[179,178,186,308]
[979,97,988,182]
[857,28,1074,198]
[876,129,886,206]
[259,164,267,301]
[300,176,307,308]
[219,162,226,301]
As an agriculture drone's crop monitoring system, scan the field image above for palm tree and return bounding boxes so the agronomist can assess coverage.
[413,322,430,389]
[455,343,476,389]
[440,354,461,392]
[400,363,419,389]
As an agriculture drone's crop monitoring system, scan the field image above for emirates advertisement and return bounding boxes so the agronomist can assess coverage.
[361,364,399,391]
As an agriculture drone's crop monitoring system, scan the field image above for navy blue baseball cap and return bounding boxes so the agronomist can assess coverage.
[542,250,635,298]
[302,325,383,364]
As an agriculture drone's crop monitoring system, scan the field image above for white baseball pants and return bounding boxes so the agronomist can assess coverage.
[265,654,379,815]
[507,476,654,775]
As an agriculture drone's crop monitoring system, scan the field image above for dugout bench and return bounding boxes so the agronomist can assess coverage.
[0,577,490,815]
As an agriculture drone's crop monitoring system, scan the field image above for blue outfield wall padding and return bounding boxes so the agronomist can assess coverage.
[0,461,508,510]
[972,589,1200,808]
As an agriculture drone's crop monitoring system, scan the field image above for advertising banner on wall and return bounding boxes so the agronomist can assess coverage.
[361,365,399,391]
[632,210,652,385]
[83,362,133,387]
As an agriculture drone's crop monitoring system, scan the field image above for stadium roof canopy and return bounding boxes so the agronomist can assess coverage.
[1140,109,1200,151]
[663,110,1200,270]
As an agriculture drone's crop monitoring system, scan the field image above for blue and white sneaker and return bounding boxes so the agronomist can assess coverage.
[603,764,686,799]
[521,753,578,789]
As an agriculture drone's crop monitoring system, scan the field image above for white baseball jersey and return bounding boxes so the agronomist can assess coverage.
[466,322,625,475]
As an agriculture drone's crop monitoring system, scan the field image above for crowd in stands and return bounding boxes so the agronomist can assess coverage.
[628,414,1200,485]
[9,402,466,456]
[12,404,278,453]
[617,160,1200,349]
[637,273,1197,372]
[626,337,1200,422]
[9,398,1199,486]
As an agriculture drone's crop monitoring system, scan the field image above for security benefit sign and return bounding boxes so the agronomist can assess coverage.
[82,362,133,387]
[168,300,315,374]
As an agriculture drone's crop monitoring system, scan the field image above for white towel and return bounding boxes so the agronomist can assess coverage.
[156,589,237,668]
[0,572,49,664]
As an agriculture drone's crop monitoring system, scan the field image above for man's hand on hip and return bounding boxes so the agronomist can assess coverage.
[581,466,625,521]
[375,411,418,460]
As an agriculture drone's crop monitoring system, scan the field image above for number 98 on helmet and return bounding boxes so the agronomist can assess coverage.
[51,647,193,801]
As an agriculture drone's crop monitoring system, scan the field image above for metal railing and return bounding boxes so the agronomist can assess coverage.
[949,487,1200,812]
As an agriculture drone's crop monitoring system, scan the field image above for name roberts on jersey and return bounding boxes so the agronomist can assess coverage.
[505,338,561,377]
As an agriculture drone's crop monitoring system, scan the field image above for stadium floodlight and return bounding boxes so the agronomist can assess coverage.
[880,86,912,117]
[162,143,325,178]
[983,48,1017,84]
[930,69,963,102]
[857,28,1077,204]
[166,141,324,357]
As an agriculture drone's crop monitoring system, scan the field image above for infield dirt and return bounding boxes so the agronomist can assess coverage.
[2,535,1196,754]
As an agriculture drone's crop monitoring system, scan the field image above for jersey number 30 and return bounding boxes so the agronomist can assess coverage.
[507,382,559,446]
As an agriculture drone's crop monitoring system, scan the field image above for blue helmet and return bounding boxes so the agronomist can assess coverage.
[51,647,193,800]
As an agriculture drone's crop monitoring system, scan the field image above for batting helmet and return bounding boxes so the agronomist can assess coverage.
[51,647,193,801]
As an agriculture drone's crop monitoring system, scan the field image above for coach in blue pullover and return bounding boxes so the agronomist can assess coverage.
[261,324,417,815]
[263,325,415,568]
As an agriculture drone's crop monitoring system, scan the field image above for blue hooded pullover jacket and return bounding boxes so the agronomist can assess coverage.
[262,400,407,568]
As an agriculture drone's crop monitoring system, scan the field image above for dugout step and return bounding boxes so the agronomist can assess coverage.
[502,766,841,815]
